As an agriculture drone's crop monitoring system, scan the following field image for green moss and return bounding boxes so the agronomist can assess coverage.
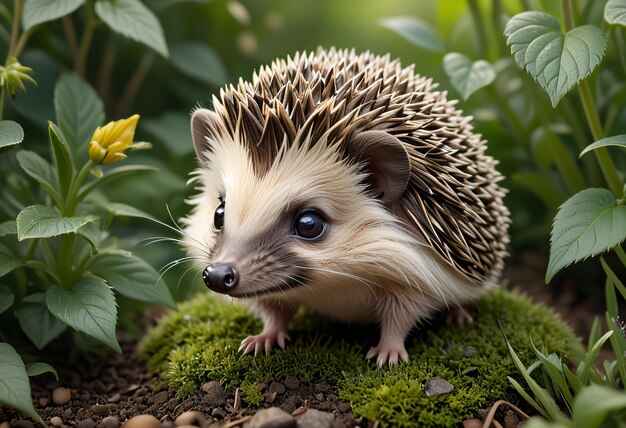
[140,289,580,427]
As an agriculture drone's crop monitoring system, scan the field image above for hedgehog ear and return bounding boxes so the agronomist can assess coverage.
[348,130,411,203]
[191,108,221,163]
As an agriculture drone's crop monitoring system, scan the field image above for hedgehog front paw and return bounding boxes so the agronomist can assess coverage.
[445,306,474,326]
[238,331,291,356]
[366,345,409,368]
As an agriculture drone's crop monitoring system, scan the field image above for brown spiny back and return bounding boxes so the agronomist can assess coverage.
[208,48,510,282]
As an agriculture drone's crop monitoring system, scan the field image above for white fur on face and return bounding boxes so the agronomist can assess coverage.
[184,132,487,323]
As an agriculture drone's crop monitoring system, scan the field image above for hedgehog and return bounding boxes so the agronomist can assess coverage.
[183,48,510,367]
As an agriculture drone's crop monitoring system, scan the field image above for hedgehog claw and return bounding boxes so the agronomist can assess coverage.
[239,331,291,356]
[445,306,473,326]
[366,345,409,368]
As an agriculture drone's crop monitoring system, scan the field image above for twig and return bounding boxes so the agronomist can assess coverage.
[62,15,78,56]
[482,399,531,428]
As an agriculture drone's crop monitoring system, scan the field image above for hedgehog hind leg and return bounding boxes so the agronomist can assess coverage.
[239,299,299,356]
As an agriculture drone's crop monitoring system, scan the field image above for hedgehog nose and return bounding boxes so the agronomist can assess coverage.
[203,263,239,293]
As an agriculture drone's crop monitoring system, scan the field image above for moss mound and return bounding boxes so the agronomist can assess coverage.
[140,289,579,427]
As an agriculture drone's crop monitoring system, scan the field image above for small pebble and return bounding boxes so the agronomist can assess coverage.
[52,387,72,405]
[101,416,120,428]
[283,376,299,390]
[38,397,50,407]
[462,418,483,428]
[462,346,478,358]
[78,419,97,428]
[108,393,122,403]
[244,407,295,428]
[122,414,161,428]
[50,416,63,427]
[91,404,108,415]
[264,391,277,403]
[268,381,286,395]
[174,410,206,426]
[64,408,73,418]
[201,380,226,407]
[425,377,454,396]
[295,408,336,428]
[0,422,8,428]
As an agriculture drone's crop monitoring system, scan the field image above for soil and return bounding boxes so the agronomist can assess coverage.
[0,250,611,428]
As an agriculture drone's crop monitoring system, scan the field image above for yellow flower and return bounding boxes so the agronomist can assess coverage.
[88,114,141,165]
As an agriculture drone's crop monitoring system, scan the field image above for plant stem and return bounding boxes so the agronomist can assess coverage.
[12,26,34,58]
[74,0,97,77]
[115,51,155,115]
[0,86,4,120]
[611,27,626,78]
[615,245,626,268]
[62,15,78,57]
[561,0,623,198]
[486,85,528,145]
[8,0,23,59]
[467,0,489,59]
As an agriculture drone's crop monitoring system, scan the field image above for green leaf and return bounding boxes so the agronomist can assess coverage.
[0,285,14,314]
[379,16,444,52]
[571,385,626,428]
[95,0,168,57]
[0,221,16,237]
[54,73,105,160]
[46,277,121,353]
[48,122,76,200]
[16,150,61,202]
[25,362,58,381]
[14,293,68,350]
[169,43,227,86]
[0,250,21,278]
[443,53,495,100]
[579,134,626,158]
[601,257,626,301]
[16,205,97,240]
[504,12,606,107]
[0,343,42,423]
[22,0,84,31]
[89,253,176,309]
[605,0,626,26]
[107,202,155,220]
[546,188,626,281]
[76,219,102,254]
[78,164,158,199]
[0,120,24,148]
[576,330,613,384]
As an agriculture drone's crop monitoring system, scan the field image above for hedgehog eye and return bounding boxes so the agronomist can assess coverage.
[213,201,225,231]
[294,210,326,241]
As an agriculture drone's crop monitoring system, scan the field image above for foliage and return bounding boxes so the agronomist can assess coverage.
[141,289,578,428]
[382,0,626,426]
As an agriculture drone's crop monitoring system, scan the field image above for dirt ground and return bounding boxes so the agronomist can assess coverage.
[0,250,611,428]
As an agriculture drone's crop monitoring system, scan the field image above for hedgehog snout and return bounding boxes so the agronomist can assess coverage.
[202,262,239,294]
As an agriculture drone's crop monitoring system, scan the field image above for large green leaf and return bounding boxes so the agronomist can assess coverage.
[95,0,168,57]
[89,253,176,309]
[169,43,227,86]
[0,285,14,314]
[14,293,68,350]
[0,120,24,148]
[605,0,626,26]
[16,205,97,240]
[379,16,444,52]
[22,0,84,30]
[54,73,105,160]
[579,134,626,158]
[443,52,495,100]
[547,188,626,281]
[0,343,42,423]
[571,384,626,428]
[0,251,21,278]
[46,277,121,353]
[504,12,606,106]
[16,150,60,202]
[48,122,75,200]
